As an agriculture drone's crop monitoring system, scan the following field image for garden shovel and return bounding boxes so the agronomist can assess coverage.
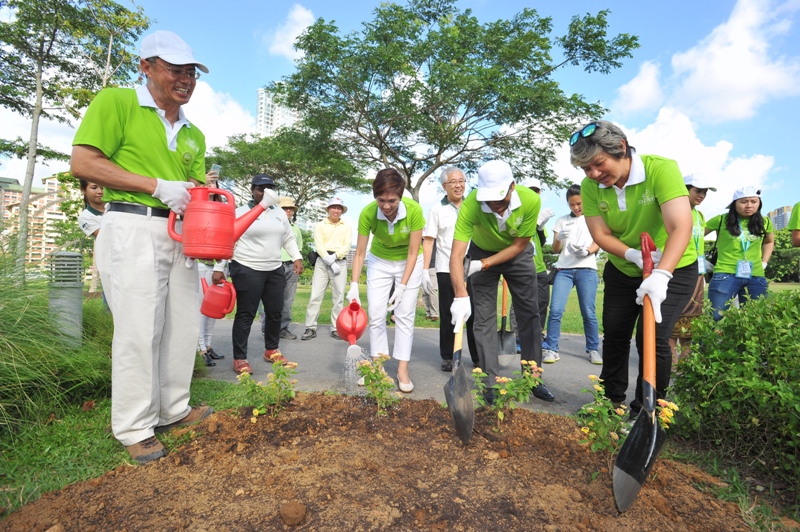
[443,255,475,445]
[497,279,516,367]
[613,232,667,512]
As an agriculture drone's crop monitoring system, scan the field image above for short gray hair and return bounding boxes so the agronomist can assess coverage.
[439,166,464,185]
[570,120,632,167]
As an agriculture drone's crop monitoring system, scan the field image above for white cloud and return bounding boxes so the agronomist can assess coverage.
[184,81,255,149]
[669,0,800,122]
[613,61,664,115]
[0,108,75,185]
[266,4,315,62]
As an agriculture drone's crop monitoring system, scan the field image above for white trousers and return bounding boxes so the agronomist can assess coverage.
[96,210,199,446]
[197,262,217,351]
[366,252,423,361]
[304,257,347,329]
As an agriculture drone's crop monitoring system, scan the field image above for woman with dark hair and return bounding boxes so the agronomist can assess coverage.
[570,120,696,419]
[541,184,602,365]
[705,186,774,321]
[348,168,424,392]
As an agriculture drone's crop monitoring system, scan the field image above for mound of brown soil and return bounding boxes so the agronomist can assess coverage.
[3,394,751,531]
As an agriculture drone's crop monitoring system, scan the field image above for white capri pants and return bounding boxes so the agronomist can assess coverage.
[366,252,423,361]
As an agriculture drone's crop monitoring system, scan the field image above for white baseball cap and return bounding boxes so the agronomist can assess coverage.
[327,197,347,213]
[522,177,542,190]
[683,174,717,192]
[476,161,514,201]
[728,186,761,206]
[140,30,209,73]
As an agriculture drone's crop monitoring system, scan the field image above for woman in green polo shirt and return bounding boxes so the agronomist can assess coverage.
[570,120,696,419]
[705,186,774,321]
[348,168,425,392]
[788,201,800,247]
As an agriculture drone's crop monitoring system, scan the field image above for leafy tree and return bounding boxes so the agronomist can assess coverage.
[766,229,800,282]
[207,128,371,215]
[272,0,638,200]
[0,0,149,278]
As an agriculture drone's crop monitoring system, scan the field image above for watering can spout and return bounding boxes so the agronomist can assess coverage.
[232,204,265,242]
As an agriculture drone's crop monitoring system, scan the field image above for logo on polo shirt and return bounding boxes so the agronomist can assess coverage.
[598,200,610,213]
[508,228,518,237]
[638,190,655,206]
[181,152,193,165]
[400,225,410,234]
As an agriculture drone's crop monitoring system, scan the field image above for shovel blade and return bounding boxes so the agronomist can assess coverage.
[613,410,667,512]
[450,362,474,445]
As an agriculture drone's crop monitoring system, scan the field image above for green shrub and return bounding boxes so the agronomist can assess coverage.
[672,291,800,492]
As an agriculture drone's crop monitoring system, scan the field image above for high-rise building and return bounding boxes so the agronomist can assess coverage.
[256,88,299,138]
[768,205,792,231]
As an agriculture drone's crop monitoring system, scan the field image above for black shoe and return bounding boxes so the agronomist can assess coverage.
[441,359,453,372]
[206,347,224,360]
[280,327,297,340]
[330,330,342,340]
[483,390,496,406]
[202,352,216,367]
[301,328,316,340]
[532,384,554,402]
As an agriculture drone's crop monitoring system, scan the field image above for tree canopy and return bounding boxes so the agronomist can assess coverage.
[272,0,639,200]
[206,128,371,216]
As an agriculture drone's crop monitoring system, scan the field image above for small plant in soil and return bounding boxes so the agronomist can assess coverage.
[472,360,544,429]
[237,361,298,418]
[576,375,628,453]
[656,398,679,429]
[356,354,400,415]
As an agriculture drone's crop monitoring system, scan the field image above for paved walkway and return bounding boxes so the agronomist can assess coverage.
[203,319,638,417]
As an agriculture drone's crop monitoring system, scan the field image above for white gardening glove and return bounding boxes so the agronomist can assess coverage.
[556,224,572,242]
[466,260,483,278]
[152,179,193,214]
[635,269,672,323]
[346,282,360,305]
[185,257,196,268]
[568,242,590,258]
[762,261,768,271]
[537,208,555,229]
[420,272,432,295]
[330,262,341,275]
[258,189,280,209]
[386,283,407,312]
[652,248,663,267]
[322,253,337,266]
[451,297,472,333]
[625,248,663,270]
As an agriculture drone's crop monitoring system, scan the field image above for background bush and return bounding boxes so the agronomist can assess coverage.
[672,291,800,493]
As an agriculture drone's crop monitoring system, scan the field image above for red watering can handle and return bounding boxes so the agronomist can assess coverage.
[167,211,182,243]
[223,281,237,314]
[640,233,656,277]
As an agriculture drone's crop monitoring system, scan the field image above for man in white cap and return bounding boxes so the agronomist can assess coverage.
[70,31,275,464]
[302,197,353,340]
[449,160,555,404]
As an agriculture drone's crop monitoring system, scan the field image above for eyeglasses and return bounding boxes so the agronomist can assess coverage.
[444,179,466,187]
[150,59,201,80]
[569,122,597,146]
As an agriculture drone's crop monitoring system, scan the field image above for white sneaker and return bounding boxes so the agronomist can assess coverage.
[542,349,559,363]
[588,350,603,365]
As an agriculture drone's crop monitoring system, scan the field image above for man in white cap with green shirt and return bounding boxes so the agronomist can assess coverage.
[449,160,555,404]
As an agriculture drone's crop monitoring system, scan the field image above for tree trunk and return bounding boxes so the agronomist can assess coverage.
[13,41,45,281]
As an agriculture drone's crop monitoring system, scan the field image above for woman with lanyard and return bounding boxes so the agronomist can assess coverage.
[668,174,716,360]
[570,120,696,419]
[347,168,424,392]
[705,186,774,321]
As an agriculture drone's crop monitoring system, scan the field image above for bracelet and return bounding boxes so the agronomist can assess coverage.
[481,258,489,271]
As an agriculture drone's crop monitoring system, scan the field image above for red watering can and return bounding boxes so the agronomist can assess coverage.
[200,278,237,319]
[168,186,265,260]
[336,300,368,346]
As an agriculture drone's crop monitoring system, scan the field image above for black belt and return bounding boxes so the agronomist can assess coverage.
[283,260,294,265]
[107,202,170,218]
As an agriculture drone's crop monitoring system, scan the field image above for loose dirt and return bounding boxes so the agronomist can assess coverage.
[2,394,758,530]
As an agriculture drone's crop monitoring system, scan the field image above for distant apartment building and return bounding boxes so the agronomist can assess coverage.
[1,175,77,265]
[768,205,792,231]
[256,88,300,138]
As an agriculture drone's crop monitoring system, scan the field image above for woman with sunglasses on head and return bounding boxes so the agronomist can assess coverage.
[705,186,774,321]
[348,168,425,392]
[570,120,696,420]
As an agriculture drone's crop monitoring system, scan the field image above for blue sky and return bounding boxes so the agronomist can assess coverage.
[2,0,800,227]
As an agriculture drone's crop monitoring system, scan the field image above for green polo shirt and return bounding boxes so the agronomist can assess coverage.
[691,209,706,257]
[582,154,696,277]
[534,227,547,273]
[453,186,540,252]
[706,215,773,276]
[358,197,424,261]
[788,202,800,231]
[72,87,206,208]
[281,224,303,262]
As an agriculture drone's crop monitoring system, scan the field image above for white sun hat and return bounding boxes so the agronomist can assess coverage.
[476,160,514,201]
[140,30,209,73]
[683,174,717,192]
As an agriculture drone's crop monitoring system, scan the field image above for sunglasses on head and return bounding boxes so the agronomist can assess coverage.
[569,122,598,146]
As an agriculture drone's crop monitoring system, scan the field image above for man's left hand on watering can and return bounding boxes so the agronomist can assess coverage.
[211,271,226,284]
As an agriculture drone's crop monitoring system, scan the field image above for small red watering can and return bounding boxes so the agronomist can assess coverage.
[200,278,237,319]
[168,187,265,260]
[337,300,368,345]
